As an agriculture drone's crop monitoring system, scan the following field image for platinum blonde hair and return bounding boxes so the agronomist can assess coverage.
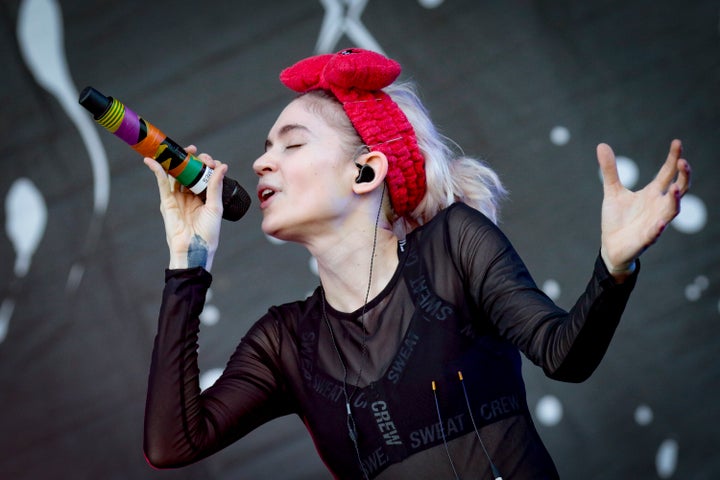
[384,82,507,237]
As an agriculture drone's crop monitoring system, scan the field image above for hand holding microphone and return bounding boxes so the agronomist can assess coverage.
[78,86,251,221]
[142,145,226,270]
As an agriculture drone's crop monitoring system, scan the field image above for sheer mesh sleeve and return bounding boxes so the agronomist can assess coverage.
[143,267,294,468]
[444,203,638,382]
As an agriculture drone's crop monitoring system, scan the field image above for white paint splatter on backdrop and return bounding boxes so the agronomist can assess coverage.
[550,126,571,146]
[541,279,561,301]
[672,194,707,234]
[634,404,654,426]
[535,395,563,427]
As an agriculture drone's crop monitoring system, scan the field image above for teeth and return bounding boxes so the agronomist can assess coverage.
[261,189,274,200]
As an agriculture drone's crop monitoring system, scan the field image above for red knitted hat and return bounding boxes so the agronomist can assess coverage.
[279,48,426,218]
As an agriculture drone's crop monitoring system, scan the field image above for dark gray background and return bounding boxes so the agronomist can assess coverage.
[1,0,718,478]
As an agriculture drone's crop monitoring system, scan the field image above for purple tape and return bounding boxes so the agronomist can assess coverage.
[114,105,141,145]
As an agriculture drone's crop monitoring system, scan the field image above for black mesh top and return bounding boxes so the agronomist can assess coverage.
[144,202,638,479]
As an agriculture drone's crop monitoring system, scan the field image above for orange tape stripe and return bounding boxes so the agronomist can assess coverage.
[132,123,167,159]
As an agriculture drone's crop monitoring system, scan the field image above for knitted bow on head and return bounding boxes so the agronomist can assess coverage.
[280,48,426,218]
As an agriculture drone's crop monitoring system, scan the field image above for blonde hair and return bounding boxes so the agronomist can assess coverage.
[300,84,507,237]
[384,82,507,237]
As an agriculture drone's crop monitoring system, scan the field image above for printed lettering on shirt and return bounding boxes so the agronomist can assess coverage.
[409,413,466,449]
[460,323,477,339]
[408,275,453,322]
[362,447,389,477]
[300,331,315,381]
[353,390,369,409]
[477,394,521,421]
[311,373,344,403]
[371,401,403,446]
[406,249,419,266]
[386,331,420,384]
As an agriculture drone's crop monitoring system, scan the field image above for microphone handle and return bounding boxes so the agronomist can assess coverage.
[78,86,250,221]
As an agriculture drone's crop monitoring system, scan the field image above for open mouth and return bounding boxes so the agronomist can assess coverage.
[259,188,275,202]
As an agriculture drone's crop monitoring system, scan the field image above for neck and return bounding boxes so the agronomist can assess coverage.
[310,225,399,313]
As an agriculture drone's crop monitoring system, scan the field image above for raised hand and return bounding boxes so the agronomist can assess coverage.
[144,146,225,271]
[597,139,691,280]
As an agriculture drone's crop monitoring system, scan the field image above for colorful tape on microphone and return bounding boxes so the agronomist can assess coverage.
[79,86,250,221]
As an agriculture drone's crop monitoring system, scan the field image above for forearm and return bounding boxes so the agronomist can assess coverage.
[143,269,288,468]
[542,253,639,382]
[144,267,216,467]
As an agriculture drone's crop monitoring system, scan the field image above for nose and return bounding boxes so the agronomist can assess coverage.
[252,151,276,177]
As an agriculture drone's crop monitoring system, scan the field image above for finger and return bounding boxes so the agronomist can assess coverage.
[196,152,216,168]
[144,156,182,209]
[185,144,198,155]
[655,187,681,235]
[596,143,622,194]
[205,162,227,215]
[672,157,692,196]
[144,157,170,189]
[654,139,683,190]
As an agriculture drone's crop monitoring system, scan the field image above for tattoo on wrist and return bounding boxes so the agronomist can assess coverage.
[187,234,209,268]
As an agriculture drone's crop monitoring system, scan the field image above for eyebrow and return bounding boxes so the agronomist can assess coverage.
[264,124,310,151]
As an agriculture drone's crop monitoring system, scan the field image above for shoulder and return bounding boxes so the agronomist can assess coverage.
[444,202,496,225]
[413,202,503,243]
[252,288,322,337]
[409,202,514,272]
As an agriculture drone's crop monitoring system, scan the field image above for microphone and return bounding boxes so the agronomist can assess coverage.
[78,86,251,221]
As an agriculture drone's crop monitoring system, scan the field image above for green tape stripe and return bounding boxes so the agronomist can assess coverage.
[175,155,204,186]
[98,99,125,132]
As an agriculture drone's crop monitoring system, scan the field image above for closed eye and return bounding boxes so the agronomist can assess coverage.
[286,144,304,150]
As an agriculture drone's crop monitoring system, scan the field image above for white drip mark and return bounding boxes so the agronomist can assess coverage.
[17,0,110,291]
[5,178,47,278]
[656,439,679,478]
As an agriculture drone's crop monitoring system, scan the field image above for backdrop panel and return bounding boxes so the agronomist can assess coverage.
[1,1,717,479]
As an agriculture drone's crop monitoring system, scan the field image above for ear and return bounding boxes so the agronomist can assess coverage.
[351,150,388,195]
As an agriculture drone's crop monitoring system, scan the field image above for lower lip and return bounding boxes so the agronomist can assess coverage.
[259,193,275,209]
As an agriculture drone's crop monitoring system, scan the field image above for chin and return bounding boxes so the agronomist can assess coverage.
[261,218,291,242]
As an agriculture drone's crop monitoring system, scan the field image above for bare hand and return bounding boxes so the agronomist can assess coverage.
[598,139,691,280]
[143,145,226,270]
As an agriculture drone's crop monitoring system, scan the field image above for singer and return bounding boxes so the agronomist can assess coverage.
[142,48,691,479]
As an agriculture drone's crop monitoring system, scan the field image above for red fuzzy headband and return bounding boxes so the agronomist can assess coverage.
[279,48,426,218]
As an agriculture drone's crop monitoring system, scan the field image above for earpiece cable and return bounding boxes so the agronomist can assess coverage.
[458,371,503,480]
[432,380,461,480]
[319,183,386,480]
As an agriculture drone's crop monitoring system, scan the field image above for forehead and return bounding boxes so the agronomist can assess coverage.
[269,96,333,137]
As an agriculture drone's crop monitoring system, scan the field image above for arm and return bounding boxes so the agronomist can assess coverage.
[142,149,292,467]
[476,231,638,383]
[462,140,690,382]
[143,268,292,468]
[448,202,636,383]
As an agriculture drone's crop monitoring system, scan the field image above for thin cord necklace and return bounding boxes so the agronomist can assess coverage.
[320,184,385,480]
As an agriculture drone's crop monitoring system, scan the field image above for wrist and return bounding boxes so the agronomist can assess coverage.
[169,234,215,271]
[600,247,636,281]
